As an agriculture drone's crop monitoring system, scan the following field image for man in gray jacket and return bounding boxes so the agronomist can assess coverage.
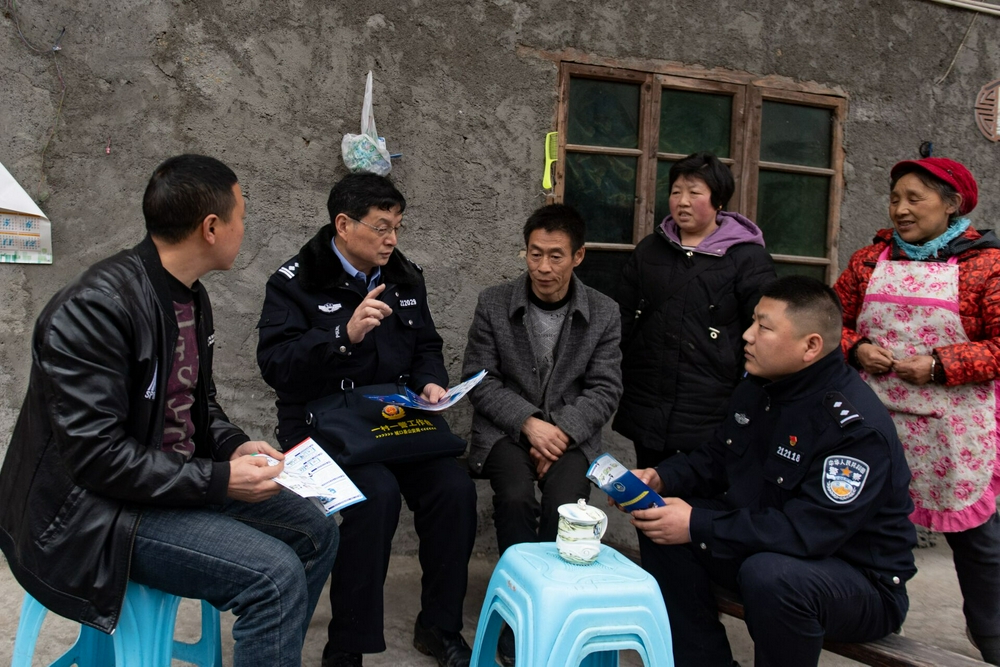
[463,204,622,552]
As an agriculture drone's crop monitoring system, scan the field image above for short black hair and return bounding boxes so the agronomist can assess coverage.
[668,152,735,210]
[760,276,843,354]
[522,204,586,253]
[327,173,406,232]
[890,164,962,221]
[142,155,238,244]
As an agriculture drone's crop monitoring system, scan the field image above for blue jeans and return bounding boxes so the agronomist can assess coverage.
[129,489,339,667]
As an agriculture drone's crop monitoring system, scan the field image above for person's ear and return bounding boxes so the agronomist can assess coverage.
[334,213,352,237]
[201,214,221,245]
[802,333,825,363]
[947,194,963,217]
[572,245,586,268]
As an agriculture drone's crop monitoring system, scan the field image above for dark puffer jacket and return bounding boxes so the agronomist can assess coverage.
[614,213,776,456]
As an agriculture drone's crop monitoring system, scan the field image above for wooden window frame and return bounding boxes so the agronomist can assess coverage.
[555,62,847,282]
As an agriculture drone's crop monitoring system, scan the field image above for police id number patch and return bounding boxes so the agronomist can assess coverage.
[822,455,869,504]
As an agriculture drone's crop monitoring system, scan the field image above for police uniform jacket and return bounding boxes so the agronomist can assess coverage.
[256,223,448,446]
[656,349,917,587]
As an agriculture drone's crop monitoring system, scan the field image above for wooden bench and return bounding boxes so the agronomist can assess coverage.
[609,543,988,667]
[714,586,987,667]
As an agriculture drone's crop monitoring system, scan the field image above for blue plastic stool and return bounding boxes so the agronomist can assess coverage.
[12,581,223,667]
[470,543,674,667]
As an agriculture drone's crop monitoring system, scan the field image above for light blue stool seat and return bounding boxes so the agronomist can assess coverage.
[12,581,223,667]
[470,543,673,667]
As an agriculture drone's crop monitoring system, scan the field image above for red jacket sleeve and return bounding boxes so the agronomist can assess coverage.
[834,243,881,359]
[937,248,1000,386]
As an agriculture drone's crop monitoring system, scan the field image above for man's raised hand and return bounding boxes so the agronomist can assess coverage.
[347,283,392,344]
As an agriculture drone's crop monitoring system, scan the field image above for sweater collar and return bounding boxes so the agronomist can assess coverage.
[509,272,590,322]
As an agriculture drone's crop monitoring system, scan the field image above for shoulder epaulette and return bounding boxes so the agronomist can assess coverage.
[277,261,300,280]
[824,392,864,428]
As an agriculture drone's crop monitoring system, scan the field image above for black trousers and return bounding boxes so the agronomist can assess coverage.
[638,531,908,667]
[481,436,592,555]
[945,511,1000,641]
[324,456,477,656]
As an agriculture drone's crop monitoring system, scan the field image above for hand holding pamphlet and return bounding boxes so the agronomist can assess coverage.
[364,369,487,412]
[260,437,366,515]
[586,452,666,512]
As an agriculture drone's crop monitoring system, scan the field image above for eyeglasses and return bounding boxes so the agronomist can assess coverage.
[347,216,406,237]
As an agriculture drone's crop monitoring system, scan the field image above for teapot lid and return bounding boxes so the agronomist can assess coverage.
[557,498,606,524]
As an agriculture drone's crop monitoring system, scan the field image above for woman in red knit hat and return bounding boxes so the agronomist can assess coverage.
[835,156,1000,664]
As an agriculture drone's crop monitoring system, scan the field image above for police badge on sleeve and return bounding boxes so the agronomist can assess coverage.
[822,455,869,504]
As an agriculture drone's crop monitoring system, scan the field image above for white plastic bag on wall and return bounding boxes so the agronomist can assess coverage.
[341,71,392,176]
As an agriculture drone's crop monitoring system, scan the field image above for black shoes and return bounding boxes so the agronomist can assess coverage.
[320,651,363,667]
[497,624,516,666]
[968,626,1000,665]
[413,614,473,667]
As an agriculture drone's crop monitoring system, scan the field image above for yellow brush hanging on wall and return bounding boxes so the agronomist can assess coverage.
[542,132,558,190]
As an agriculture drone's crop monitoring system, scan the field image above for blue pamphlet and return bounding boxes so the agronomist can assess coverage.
[364,369,487,412]
[586,452,666,512]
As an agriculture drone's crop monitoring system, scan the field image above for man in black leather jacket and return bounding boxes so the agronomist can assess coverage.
[257,173,476,667]
[0,155,338,667]
[628,276,917,667]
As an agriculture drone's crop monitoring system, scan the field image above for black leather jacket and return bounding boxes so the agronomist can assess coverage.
[0,237,248,632]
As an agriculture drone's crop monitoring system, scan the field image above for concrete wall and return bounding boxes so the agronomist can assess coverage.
[2,0,998,553]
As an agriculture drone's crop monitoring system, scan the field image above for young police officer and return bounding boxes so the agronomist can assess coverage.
[629,276,917,667]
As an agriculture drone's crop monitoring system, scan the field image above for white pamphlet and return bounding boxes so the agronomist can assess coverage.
[261,437,366,515]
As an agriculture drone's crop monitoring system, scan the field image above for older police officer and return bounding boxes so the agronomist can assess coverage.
[257,173,476,667]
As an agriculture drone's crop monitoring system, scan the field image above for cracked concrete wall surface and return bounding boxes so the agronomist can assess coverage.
[1,0,999,553]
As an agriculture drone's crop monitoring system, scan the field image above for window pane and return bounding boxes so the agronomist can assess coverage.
[567,78,641,149]
[773,262,828,283]
[659,89,732,157]
[576,249,631,298]
[755,170,829,257]
[654,160,676,225]
[564,152,637,244]
[760,101,831,168]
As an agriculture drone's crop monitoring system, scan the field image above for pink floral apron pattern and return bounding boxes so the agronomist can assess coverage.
[857,247,1000,532]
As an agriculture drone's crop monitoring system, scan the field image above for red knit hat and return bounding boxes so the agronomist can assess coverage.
[890,157,978,215]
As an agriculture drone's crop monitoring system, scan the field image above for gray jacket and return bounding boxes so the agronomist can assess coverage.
[462,273,623,473]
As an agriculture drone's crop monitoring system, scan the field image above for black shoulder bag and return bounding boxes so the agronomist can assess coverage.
[304,377,467,466]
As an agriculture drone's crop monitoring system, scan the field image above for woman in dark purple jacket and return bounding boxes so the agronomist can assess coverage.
[615,152,776,468]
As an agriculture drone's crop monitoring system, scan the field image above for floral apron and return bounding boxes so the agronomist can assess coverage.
[857,247,1000,531]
